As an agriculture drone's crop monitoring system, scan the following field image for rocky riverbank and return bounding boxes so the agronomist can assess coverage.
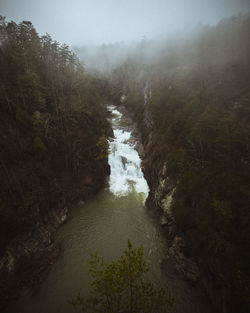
[140,121,227,313]
[0,161,110,311]
[117,100,224,313]
[0,206,68,310]
[0,184,110,311]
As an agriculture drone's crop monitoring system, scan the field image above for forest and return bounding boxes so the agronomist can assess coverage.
[109,13,250,313]
[0,10,250,313]
[0,17,110,251]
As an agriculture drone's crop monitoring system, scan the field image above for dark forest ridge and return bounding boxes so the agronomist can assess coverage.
[107,12,250,313]
[0,11,250,313]
[0,16,111,308]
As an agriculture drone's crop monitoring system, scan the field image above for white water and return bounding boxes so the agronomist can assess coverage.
[5,105,212,313]
[108,105,149,199]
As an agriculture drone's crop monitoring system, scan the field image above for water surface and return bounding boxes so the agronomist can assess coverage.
[6,105,211,313]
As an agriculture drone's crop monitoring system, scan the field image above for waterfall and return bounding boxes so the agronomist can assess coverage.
[107,105,149,199]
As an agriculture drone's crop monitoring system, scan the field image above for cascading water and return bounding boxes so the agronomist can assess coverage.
[108,105,149,198]
[5,105,212,313]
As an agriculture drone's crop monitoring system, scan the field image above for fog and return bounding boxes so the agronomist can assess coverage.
[1,0,250,74]
[1,0,250,46]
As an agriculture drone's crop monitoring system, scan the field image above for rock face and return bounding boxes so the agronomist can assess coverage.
[139,120,228,312]
[140,131,200,281]
[122,95,224,312]
[0,166,110,310]
[163,236,200,282]
[0,206,68,309]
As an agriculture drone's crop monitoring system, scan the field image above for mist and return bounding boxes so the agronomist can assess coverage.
[1,0,250,312]
[1,0,250,46]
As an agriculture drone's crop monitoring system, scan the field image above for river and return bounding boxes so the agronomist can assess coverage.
[6,105,211,313]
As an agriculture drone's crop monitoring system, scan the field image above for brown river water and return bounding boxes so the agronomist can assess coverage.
[6,106,212,313]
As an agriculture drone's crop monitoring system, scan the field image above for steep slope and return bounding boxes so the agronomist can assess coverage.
[110,14,250,313]
[0,18,111,308]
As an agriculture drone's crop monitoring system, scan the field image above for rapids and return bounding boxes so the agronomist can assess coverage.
[108,105,149,198]
[5,105,212,313]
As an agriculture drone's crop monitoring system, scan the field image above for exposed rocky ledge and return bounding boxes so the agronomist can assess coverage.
[0,206,68,310]
[0,160,110,311]
[119,99,223,312]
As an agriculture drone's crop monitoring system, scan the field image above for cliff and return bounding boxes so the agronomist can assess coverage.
[0,157,110,310]
[0,18,112,310]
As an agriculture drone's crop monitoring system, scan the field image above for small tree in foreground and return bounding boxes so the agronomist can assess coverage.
[70,241,174,313]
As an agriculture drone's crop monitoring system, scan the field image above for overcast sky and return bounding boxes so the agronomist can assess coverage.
[1,0,250,45]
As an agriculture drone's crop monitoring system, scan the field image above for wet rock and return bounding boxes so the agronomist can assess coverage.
[135,141,145,159]
[160,215,168,225]
[120,94,126,103]
[121,156,127,168]
[6,252,15,273]
[165,236,200,282]
[59,207,68,224]
[0,205,68,310]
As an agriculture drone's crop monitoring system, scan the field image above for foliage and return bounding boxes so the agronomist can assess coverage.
[70,241,174,313]
[109,13,250,312]
[0,16,111,251]
[95,135,110,160]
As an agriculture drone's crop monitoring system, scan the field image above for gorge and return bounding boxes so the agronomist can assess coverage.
[1,11,250,313]
[4,104,212,313]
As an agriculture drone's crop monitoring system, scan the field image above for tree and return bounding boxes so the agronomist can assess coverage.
[70,241,174,313]
[0,17,111,251]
